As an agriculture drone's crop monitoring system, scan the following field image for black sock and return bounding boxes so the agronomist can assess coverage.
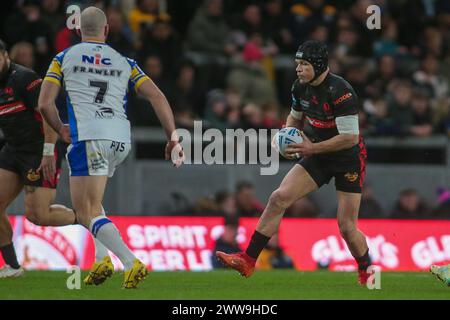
[0,243,20,269]
[355,249,371,271]
[245,231,271,259]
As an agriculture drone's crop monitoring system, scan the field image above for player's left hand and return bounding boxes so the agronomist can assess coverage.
[38,155,56,182]
[285,132,315,158]
[165,141,185,168]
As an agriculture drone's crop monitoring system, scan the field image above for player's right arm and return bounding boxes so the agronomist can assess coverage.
[38,55,70,143]
[286,80,305,130]
[38,80,70,143]
[285,112,304,129]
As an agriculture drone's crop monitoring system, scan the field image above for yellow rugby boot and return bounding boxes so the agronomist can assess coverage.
[122,259,148,289]
[84,256,114,286]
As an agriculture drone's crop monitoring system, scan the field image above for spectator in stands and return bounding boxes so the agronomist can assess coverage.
[231,4,265,45]
[230,3,279,58]
[358,109,369,135]
[142,55,173,99]
[257,233,294,270]
[106,7,135,57]
[389,80,414,136]
[225,89,243,127]
[204,89,233,132]
[410,89,434,137]
[241,103,264,130]
[373,18,405,58]
[212,221,240,268]
[9,42,35,69]
[128,0,170,40]
[442,50,450,85]
[40,0,65,37]
[359,183,384,218]
[215,190,239,225]
[140,18,181,76]
[186,0,235,56]
[129,54,184,127]
[235,181,264,217]
[3,1,53,50]
[390,188,430,219]
[333,26,363,62]
[227,34,278,106]
[285,197,319,218]
[127,55,173,127]
[309,24,330,44]
[172,99,198,130]
[413,54,449,99]
[172,61,205,117]
[289,0,337,45]
[431,97,450,135]
[3,1,54,75]
[193,196,218,216]
[421,26,446,59]
[343,59,370,99]
[366,54,397,98]
[365,98,397,136]
[54,26,79,53]
[261,103,283,129]
[348,0,376,57]
[262,0,296,54]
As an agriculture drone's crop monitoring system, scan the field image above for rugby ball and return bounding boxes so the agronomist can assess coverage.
[273,127,303,159]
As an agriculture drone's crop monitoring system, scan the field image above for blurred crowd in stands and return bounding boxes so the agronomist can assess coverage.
[1,0,449,137]
[165,180,450,219]
[1,0,449,221]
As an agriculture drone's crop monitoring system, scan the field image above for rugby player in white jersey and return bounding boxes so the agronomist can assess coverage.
[38,7,184,289]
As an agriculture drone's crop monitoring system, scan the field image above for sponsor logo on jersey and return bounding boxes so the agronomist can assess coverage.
[300,100,310,108]
[4,87,13,96]
[333,92,353,105]
[95,107,115,119]
[26,79,42,91]
[82,53,111,66]
[26,169,41,182]
[344,172,359,182]
[306,116,336,129]
[73,65,123,77]
[0,101,26,116]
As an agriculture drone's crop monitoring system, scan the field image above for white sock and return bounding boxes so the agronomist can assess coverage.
[89,215,136,270]
[94,238,109,263]
[94,206,110,263]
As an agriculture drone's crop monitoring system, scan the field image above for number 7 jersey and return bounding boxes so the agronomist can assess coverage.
[44,41,150,143]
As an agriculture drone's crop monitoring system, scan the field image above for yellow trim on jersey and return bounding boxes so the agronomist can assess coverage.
[47,59,62,77]
[45,59,63,85]
[130,66,140,80]
[43,76,62,86]
[135,76,150,90]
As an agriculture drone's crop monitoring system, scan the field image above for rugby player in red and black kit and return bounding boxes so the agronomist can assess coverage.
[0,39,76,277]
[217,41,372,285]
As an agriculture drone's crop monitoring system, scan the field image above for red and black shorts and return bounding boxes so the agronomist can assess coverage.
[298,140,367,193]
[0,141,65,189]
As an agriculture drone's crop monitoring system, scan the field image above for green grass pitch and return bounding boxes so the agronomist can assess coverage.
[0,270,448,300]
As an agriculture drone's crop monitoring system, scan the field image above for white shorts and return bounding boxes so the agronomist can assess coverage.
[66,140,131,177]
